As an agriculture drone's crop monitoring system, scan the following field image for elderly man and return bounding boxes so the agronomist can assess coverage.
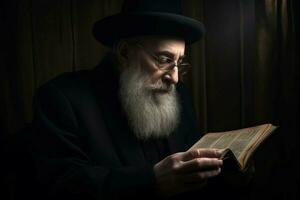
[29,0,251,199]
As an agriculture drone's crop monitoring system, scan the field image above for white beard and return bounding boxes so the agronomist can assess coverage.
[119,59,181,140]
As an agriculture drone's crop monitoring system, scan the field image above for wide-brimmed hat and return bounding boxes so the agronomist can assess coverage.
[92,0,205,47]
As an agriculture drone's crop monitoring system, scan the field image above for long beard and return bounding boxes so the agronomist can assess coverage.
[119,61,180,140]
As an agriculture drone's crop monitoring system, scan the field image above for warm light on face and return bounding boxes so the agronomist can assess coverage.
[133,36,186,85]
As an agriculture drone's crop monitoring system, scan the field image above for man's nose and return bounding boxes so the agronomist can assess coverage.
[162,66,179,85]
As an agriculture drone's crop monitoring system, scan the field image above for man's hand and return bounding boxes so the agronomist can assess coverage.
[153,148,223,197]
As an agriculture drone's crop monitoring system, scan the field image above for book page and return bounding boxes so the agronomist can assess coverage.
[189,124,277,169]
[189,127,260,156]
[225,126,262,165]
[240,124,277,167]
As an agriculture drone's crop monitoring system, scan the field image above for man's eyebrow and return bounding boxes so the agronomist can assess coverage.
[156,50,186,59]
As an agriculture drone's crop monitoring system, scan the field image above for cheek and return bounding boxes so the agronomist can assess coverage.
[140,63,161,83]
[148,72,165,84]
[139,58,164,84]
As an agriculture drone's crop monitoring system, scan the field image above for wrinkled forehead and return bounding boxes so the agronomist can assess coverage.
[138,36,186,57]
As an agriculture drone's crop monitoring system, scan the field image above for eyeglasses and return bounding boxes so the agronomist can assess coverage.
[134,42,191,77]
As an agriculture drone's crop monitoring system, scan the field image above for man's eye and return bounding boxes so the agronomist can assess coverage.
[158,56,172,64]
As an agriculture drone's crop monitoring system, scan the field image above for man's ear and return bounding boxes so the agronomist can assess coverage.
[115,40,130,68]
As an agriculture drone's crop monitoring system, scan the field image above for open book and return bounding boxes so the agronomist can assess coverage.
[189,123,278,171]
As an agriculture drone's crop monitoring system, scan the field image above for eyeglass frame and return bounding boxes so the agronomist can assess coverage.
[133,42,191,77]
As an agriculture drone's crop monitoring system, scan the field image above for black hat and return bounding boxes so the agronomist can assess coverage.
[92,0,205,47]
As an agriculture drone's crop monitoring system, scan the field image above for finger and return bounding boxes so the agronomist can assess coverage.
[180,148,222,162]
[180,168,222,183]
[196,148,222,158]
[177,158,223,173]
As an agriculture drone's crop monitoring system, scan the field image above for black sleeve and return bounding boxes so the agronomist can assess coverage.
[30,82,158,200]
[176,82,202,148]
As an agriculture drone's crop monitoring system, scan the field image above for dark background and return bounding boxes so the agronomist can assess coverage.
[0,0,299,199]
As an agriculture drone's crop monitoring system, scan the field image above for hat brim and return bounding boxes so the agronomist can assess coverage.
[93,12,205,47]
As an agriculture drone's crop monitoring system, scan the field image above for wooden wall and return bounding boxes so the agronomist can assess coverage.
[0,0,122,136]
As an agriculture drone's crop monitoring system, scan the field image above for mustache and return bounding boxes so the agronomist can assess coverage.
[145,79,175,92]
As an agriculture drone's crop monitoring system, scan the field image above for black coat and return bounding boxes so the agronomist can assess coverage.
[27,55,201,200]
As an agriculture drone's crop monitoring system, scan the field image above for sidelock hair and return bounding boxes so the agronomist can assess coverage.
[119,58,181,140]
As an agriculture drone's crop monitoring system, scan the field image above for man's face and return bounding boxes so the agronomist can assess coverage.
[118,36,185,140]
[132,37,185,88]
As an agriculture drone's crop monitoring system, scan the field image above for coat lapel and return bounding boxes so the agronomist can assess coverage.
[167,121,189,154]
